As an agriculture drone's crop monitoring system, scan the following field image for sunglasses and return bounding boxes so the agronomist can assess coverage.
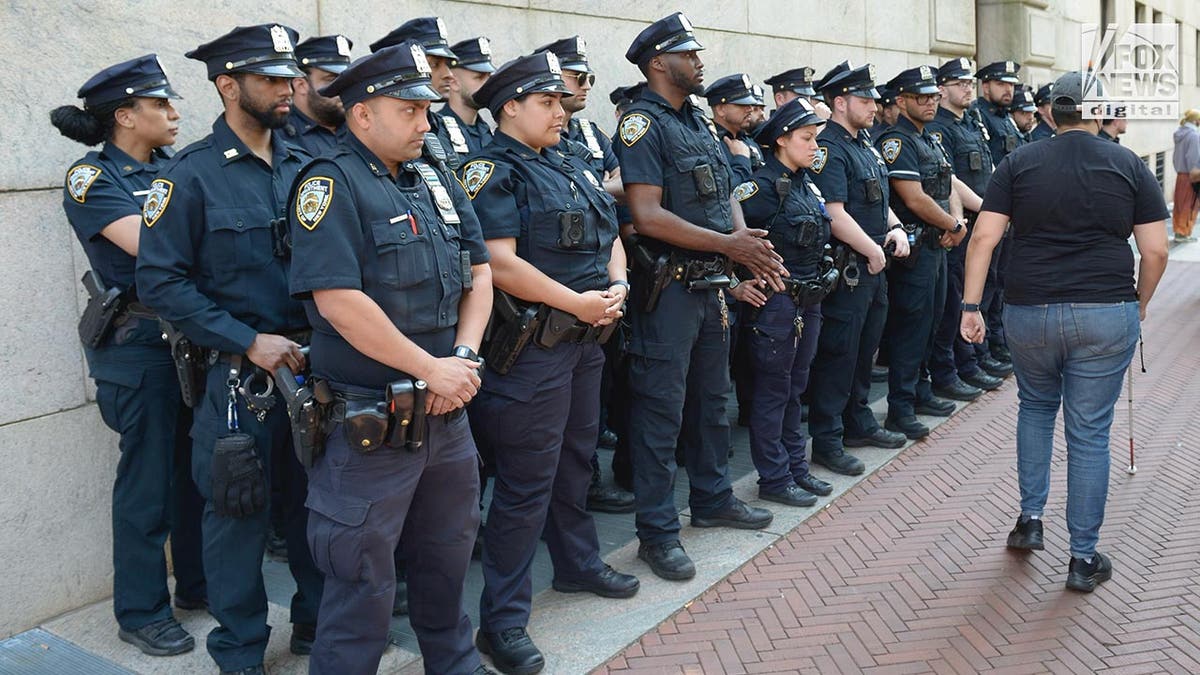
[572,72,596,87]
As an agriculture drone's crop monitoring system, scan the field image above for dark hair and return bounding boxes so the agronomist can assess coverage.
[50,99,133,146]
[1051,108,1083,127]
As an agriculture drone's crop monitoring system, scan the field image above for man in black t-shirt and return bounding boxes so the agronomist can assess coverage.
[961,71,1168,595]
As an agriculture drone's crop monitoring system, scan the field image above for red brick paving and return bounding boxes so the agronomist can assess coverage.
[597,262,1200,674]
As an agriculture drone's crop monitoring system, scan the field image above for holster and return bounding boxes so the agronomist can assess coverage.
[482,289,543,375]
[159,319,211,408]
[386,379,427,451]
[274,365,331,469]
[891,224,926,270]
[629,236,675,313]
[78,271,125,348]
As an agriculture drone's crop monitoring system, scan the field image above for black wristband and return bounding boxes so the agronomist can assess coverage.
[609,279,631,291]
[452,345,481,362]
[961,302,981,312]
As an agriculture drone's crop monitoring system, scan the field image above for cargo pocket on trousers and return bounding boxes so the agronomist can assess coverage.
[306,487,370,581]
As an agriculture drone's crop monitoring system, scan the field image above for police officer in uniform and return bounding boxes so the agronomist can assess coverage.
[610,83,644,120]
[705,73,765,184]
[764,67,831,119]
[1009,87,1038,140]
[875,66,967,441]
[973,61,1023,165]
[870,85,898,138]
[1031,84,1056,141]
[616,12,780,582]
[285,34,353,156]
[370,17,465,170]
[747,85,768,135]
[732,98,839,506]
[285,42,495,675]
[135,25,324,673]
[458,52,640,675]
[805,62,910,476]
[52,54,205,657]
[442,37,497,158]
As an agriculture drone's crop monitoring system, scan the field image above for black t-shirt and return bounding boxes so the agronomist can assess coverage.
[981,130,1169,305]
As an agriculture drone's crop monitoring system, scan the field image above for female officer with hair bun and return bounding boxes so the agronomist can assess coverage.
[51,54,205,657]
[731,97,836,509]
[460,51,639,674]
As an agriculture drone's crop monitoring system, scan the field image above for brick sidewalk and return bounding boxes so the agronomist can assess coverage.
[598,261,1200,675]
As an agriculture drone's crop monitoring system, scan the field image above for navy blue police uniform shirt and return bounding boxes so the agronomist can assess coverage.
[927,106,993,199]
[809,119,891,240]
[438,105,494,156]
[1031,119,1054,141]
[875,115,950,226]
[461,131,618,293]
[288,131,490,389]
[283,107,340,157]
[63,143,171,290]
[136,115,309,354]
[974,96,1020,163]
[981,132,1169,306]
[734,153,831,277]
[561,116,619,178]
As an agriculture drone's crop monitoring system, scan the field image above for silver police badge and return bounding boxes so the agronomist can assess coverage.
[67,164,101,203]
[336,35,352,57]
[296,177,334,231]
[930,131,943,144]
[478,37,492,55]
[142,179,174,228]
[581,170,601,191]
[732,181,758,202]
[412,44,432,75]
[270,25,293,53]
[461,160,494,200]
[575,36,587,57]
[546,52,562,75]
[619,113,651,147]
[880,138,903,164]
[811,147,828,174]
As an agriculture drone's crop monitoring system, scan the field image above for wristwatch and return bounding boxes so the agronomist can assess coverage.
[961,302,981,312]
[950,220,964,234]
[609,279,631,292]
[452,345,482,363]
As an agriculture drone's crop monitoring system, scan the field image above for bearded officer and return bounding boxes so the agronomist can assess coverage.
[286,34,353,156]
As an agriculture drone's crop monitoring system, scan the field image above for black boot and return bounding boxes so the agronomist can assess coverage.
[476,628,545,675]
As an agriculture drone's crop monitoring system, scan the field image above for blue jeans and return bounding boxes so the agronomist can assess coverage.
[1003,302,1139,559]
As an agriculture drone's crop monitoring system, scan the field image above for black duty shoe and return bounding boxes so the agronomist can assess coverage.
[691,498,773,530]
[476,628,545,675]
[392,580,409,616]
[586,481,636,514]
[1066,552,1113,593]
[871,365,888,383]
[991,345,1012,364]
[552,564,640,598]
[1006,517,1044,551]
[759,484,818,507]
[290,623,316,656]
[174,594,208,612]
[796,473,833,496]
[932,378,984,402]
[884,415,929,440]
[637,541,696,581]
[221,667,265,675]
[811,449,866,475]
[118,617,194,657]
[843,427,906,449]
[978,354,1014,378]
[915,397,957,417]
[962,370,1003,391]
[598,428,618,448]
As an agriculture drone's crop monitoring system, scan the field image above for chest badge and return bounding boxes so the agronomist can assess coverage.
[880,138,903,164]
[142,179,174,228]
[581,169,602,191]
[619,113,651,147]
[67,164,102,203]
[460,160,494,200]
[810,147,828,174]
[296,177,334,231]
[732,181,758,202]
[930,131,943,145]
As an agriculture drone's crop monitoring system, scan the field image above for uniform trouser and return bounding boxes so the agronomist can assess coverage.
[930,243,982,386]
[95,354,204,630]
[885,246,947,419]
[626,282,734,545]
[807,271,888,455]
[982,231,1011,352]
[307,411,480,675]
[729,302,754,423]
[747,297,822,492]
[604,330,634,488]
[470,342,606,631]
[191,363,323,671]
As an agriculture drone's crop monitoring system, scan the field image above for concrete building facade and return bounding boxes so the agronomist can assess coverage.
[1,0,1197,637]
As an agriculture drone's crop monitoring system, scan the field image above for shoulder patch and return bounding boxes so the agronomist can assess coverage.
[930,131,943,144]
[810,147,828,174]
[66,164,102,203]
[296,177,334,231]
[732,181,759,202]
[619,113,651,147]
[880,138,903,164]
[141,179,174,228]
[460,160,495,200]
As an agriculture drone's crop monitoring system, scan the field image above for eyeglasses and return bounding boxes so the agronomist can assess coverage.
[903,92,943,105]
[573,72,596,87]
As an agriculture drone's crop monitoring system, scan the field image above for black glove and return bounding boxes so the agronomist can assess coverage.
[211,432,266,518]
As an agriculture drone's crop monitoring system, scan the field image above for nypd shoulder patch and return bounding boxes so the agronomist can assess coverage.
[619,113,651,147]
[810,147,828,174]
[880,138,903,164]
[142,179,174,228]
[296,177,334,231]
[460,160,495,200]
[66,164,102,204]
[732,181,759,202]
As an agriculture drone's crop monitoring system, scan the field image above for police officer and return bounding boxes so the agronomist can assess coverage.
[870,84,898,137]
[458,52,639,675]
[805,62,910,476]
[747,85,768,134]
[370,17,465,169]
[135,25,324,673]
[610,83,644,120]
[1031,84,1056,141]
[617,12,783,582]
[925,58,1006,405]
[764,67,831,119]
[1010,87,1038,140]
[973,60,1023,164]
[705,73,765,184]
[52,54,205,657]
[876,66,967,441]
[287,42,495,675]
[732,98,838,506]
[286,34,353,156]
[442,36,497,158]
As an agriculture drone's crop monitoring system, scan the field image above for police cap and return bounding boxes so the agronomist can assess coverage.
[1009,87,1037,112]
[534,35,592,73]
[936,57,975,84]
[817,61,881,100]
[296,35,354,74]
[704,73,758,106]
[610,82,646,107]
[753,97,825,146]
[764,67,817,97]
[888,65,940,96]
[449,37,496,73]
[77,54,182,109]
[474,52,573,117]
[370,17,457,59]
[321,41,442,107]
[975,60,1021,84]
[186,24,303,81]
[1033,83,1053,106]
[625,12,704,66]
